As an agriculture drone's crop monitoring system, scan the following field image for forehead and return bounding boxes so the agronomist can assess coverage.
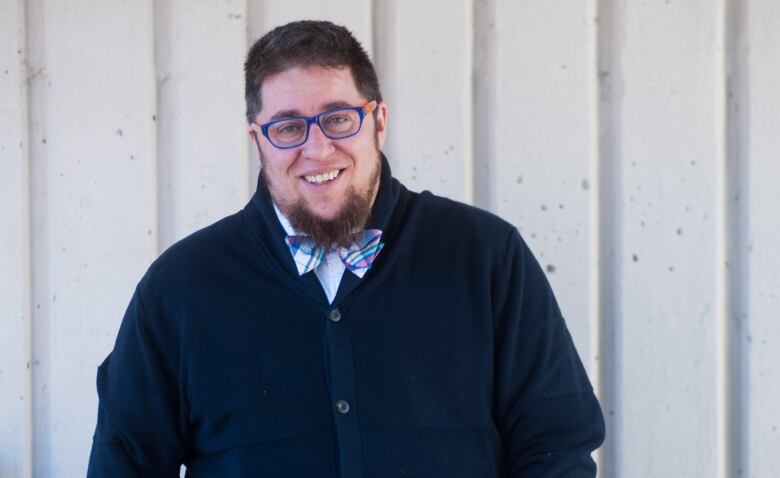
[259,66,362,116]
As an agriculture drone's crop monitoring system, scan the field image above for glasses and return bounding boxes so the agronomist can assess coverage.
[253,100,378,149]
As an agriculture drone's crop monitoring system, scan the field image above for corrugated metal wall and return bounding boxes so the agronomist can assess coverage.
[1,1,778,476]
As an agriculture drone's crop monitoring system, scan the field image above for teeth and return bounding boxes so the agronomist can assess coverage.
[305,169,340,184]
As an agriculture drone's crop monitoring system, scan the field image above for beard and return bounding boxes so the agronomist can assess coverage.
[260,151,382,251]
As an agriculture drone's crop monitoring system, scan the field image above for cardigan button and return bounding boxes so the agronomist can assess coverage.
[335,399,350,414]
[329,308,341,322]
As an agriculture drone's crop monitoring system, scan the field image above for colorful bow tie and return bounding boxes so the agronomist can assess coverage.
[285,229,384,278]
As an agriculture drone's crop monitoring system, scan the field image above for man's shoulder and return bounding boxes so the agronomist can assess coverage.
[402,188,517,249]
[139,210,251,293]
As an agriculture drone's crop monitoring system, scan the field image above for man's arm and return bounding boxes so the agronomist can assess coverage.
[88,288,189,477]
[493,228,605,476]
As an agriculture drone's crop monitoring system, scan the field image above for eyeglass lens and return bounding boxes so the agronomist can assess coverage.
[269,109,362,147]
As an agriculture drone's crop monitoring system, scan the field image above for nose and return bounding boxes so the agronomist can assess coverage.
[301,121,335,161]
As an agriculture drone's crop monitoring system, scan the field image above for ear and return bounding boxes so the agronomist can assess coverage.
[247,125,265,166]
[374,102,388,150]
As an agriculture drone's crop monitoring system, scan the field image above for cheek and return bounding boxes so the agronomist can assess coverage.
[263,152,298,178]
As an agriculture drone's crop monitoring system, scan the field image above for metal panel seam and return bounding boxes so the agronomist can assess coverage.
[596,0,624,475]
[18,0,34,475]
[719,0,750,475]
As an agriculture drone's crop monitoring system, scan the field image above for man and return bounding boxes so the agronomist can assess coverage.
[88,20,604,477]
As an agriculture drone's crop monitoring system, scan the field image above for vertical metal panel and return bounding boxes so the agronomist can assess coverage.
[250,0,372,50]
[746,1,780,475]
[487,0,598,372]
[373,0,473,202]
[27,1,157,474]
[616,1,721,475]
[155,0,250,251]
[0,1,32,476]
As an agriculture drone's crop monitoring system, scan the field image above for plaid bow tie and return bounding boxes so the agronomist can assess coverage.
[285,229,384,278]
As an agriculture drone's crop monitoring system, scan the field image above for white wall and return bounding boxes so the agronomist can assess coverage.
[1,1,778,476]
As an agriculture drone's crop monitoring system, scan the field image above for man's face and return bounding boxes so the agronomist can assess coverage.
[251,66,388,231]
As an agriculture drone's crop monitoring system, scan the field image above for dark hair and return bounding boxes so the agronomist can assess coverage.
[244,20,382,123]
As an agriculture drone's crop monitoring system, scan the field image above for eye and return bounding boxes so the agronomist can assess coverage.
[273,120,305,138]
[324,114,350,126]
[322,112,357,134]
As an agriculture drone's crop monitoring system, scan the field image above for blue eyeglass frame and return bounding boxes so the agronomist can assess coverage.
[252,100,378,150]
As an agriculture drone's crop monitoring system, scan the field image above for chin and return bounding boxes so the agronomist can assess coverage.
[307,206,343,223]
[306,205,343,221]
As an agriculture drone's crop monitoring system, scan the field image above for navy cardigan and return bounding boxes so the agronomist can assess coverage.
[88,156,604,477]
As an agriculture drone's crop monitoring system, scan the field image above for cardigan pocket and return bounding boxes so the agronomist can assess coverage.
[187,344,333,454]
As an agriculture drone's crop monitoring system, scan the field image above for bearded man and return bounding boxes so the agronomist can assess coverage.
[88,20,604,477]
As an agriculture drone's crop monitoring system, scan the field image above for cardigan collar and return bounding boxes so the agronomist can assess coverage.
[244,153,402,307]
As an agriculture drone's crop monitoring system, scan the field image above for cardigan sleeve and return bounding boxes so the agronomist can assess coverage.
[87,287,189,477]
[492,228,605,477]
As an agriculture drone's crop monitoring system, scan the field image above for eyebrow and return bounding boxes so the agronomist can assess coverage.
[269,110,301,121]
[268,101,356,121]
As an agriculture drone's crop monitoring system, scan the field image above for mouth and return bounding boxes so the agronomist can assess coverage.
[303,169,342,185]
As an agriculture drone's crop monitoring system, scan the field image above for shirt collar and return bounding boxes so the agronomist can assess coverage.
[272,203,297,237]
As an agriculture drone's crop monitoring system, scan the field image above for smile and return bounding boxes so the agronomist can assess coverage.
[303,169,341,185]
